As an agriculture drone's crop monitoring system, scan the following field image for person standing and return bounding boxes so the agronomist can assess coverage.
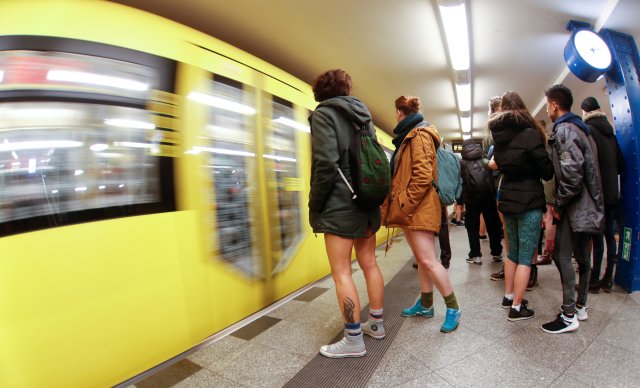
[309,69,385,357]
[581,96,624,293]
[460,140,503,265]
[381,95,461,333]
[541,85,604,334]
[488,91,553,321]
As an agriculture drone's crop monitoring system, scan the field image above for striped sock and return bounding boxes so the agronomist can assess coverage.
[345,323,361,336]
[369,307,383,322]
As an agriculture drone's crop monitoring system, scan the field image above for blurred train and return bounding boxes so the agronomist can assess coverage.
[0,1,395,386]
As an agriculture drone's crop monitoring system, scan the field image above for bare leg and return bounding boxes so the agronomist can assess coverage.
[404,229,453,296]
[513,265,531,305]
[504,259,517,295]
[354,234,384,310]
[324,234,360,324]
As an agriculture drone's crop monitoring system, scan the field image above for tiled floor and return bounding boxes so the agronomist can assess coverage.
[132,225,640,387]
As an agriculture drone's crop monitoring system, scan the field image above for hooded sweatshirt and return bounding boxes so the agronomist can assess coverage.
[308,96,381,238]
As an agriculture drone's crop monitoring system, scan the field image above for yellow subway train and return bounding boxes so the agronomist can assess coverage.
[0,1,395,386]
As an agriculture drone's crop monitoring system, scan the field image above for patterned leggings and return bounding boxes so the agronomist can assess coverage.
[504,209,543,267]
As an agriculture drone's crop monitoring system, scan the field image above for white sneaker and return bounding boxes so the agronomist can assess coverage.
[576,305,588,321]
[542,313,579,334]
[319,333,366,358]
[361,320,385,339]
[466,256,482,265]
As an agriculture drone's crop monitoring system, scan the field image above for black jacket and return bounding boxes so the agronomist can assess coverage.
[460,142,494,206]
[489,112,554,215]
[584,110,624,205]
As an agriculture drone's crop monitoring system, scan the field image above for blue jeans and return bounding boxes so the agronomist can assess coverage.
[504,209,542,267]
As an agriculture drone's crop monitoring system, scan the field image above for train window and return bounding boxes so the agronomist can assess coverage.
[0,39,176,236]
[0,102,164,227]
[266,96,305,273]
[203,78,259,276]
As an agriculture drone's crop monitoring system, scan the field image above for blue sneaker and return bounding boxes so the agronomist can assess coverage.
[440,308,461,332]
[401,299,434,317]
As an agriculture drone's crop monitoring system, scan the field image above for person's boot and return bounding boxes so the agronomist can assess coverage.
[588,276,601,294]
[527,265,538,290]
[600,276,613,293]
[537,248,554,265]
[490,266,505,281]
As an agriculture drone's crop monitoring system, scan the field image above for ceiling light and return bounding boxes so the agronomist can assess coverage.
[104,118,156,129]
[188,92,257,115]
[462,133,471,140]
[47,70,149,91]
[90,143,109,152]
[455,83,471,112]
[439,2,470,71]
[0,70,4,82]
[461,116,472,133]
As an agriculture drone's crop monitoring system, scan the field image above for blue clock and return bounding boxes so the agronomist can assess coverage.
[564,29,612,83]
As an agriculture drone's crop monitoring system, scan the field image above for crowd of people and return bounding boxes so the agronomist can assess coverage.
[308,69,623,358]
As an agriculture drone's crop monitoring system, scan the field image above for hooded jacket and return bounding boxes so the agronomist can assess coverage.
[381,123,441,232]
[308,96,381,238]
[583,110,624,205]
[550,112,604,234]
[489,111,553,215]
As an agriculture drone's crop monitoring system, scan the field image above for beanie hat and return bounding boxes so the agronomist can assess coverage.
[581,96,600,112]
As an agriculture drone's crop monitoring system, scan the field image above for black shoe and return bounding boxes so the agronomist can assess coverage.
[412,262,418,269]
[541,313,579,334]
[502,297,528,309]
[491,268,505,281]
[479,235,487,240]
[507,304,535,321]
[588,279,601,294]
[600,277,613,293]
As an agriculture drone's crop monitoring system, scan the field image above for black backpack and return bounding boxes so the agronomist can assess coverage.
[338,122,391,210]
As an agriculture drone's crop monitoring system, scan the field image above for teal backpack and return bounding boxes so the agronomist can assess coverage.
[338,122,390,210]
[434,146,462,206]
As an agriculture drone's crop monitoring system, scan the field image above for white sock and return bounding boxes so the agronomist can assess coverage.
[505,293,514,300]
[512,304,521,311]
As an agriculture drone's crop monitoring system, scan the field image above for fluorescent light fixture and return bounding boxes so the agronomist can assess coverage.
[90,143,109,152]
[273,117,310,132]
[11,151,18,160]
[47,70,149,91]
[462,133,471,140]
[118,184,125,188]
[439,3,470,70]
[0,70,4,82]
[188,92,256,115]
[264,154,297,163]
[455,83,471,112]
[74,169,84,176]
[461,116,472,133]
[113,141,153,149]
[99,185,106,190]
[75,187,87,192]
[104,118,156,129]
[195,146,255,158]
[0,140,83,152]
[51,189,59,194]
[28,158,36,173]
[95,152,122,158]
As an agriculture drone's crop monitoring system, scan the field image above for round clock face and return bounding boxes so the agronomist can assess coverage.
[574,30,612,69]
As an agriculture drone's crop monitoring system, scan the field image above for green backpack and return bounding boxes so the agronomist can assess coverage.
[338,122,391,210]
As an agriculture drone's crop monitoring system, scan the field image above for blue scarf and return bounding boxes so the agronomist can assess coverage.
[390,113,425,176]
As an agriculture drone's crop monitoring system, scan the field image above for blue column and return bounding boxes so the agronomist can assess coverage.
[600,29,640,292]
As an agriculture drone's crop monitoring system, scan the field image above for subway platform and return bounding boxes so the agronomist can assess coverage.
[129,225,640,387]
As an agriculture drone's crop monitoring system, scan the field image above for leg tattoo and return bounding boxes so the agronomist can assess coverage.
[343,297,356,324]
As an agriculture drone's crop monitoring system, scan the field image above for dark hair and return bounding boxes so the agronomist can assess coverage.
[581,96,600,112]
[312,69,352,102]
[501,91,547,142]
[489,96,502,115]
[395,95,421,115]
[545,84,573,111]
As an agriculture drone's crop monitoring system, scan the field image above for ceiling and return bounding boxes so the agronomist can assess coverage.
[111,0,640,140]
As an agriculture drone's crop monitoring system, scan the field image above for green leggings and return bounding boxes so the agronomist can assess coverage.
[504,209,543,267]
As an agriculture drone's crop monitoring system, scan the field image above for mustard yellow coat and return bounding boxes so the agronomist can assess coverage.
[381,124,442,232]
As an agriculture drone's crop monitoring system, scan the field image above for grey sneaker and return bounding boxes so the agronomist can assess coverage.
[362,320,385,339]
[576,305,588,321]
[466,256,482,265]
[319,333,366,358]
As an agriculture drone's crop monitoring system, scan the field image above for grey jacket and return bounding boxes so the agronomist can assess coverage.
[308,96,381,238]
[550,118,604,234]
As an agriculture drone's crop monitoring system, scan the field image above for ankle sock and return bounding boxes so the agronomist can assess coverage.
[505,293,514,301]
[345,323,361,336]
[444,292,459,310]
[512,304,521,311]
[369,307,383,322]
[421,292,433,308]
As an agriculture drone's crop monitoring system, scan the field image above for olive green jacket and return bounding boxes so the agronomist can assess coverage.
[308,96,381,238]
